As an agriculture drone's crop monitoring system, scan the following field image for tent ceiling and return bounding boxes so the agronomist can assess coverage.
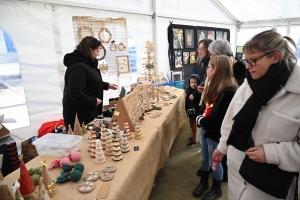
[217,0,300,22]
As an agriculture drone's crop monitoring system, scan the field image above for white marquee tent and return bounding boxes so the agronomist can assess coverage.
[0,0,299,141]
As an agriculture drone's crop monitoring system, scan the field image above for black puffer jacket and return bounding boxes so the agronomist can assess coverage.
[198,86,236,142]
[185,74,201,119]
[62,50,109,129]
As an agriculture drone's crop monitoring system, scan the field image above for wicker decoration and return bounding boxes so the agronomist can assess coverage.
[97,44,106,61]
[78,26,94,41]
[98,27,112,44]
[110,40,117,52]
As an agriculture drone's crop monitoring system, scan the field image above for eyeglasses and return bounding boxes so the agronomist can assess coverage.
[243,52,274,66]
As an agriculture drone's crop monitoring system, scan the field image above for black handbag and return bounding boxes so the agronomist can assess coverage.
[239,155,298,199]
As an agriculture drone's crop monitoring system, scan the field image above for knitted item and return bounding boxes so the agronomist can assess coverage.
[47,159,60,169]
[69,151,81,162]
[59,157,71,167]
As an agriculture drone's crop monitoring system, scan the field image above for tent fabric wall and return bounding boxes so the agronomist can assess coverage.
[0,0,236,141]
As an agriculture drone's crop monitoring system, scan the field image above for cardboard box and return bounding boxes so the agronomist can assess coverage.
[0,124,9,139]
[0,115,17,139]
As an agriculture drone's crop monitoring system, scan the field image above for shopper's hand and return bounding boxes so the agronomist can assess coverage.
[212,148,225,163]
[197,85,204,93]
[109,83,118,90]
[246,146,266,163]
[189,94,194,101]
[96,98,102,106]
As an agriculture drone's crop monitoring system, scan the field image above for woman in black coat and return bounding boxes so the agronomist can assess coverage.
[63,36,117,130]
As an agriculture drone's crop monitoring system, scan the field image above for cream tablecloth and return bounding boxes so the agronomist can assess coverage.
[4,90,187,200]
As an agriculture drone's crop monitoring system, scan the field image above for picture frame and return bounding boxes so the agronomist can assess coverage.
[207,30,215,41]
[116,55,131,73]
[173,28,184,49]
[197,30,208,43]
[216,31,223,40]
[174,50,183,68]
[184,29,194,48]
[222,31,228,41]
[171,71,182,81]
[183,52,190,65]
[189,51,196,64]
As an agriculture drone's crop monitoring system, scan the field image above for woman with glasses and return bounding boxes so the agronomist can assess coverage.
[213,30,300,199]
[193,55,238,199]
[196,39,213,89]
[208,39,246,86]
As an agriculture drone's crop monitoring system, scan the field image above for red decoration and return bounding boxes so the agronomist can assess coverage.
[19,156,36,196]
[48,159,60,169]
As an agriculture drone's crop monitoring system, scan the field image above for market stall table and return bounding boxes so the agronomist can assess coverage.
[4,89,187,200]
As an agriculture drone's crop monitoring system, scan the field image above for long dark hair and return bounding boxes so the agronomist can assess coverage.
[76,36,101,61]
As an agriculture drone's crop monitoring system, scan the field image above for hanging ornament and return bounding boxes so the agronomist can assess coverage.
[110,40,117,52]
[98,27,112,44]
[97,44,106,61]
[118,42,126,51]
[98,63,109,74]
[78,26,94,41]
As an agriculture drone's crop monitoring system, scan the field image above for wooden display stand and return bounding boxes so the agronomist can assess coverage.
[108,97,134,131]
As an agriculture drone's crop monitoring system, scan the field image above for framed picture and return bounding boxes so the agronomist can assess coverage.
[222,31,228,40]
[116,55,131,73]
[216,31,223,40]
[184,29,194,48]
[207,30,215,41]
[236,46,244,53]
[174,50,183,68]
[189,51,196,64]
[171,71,182,81]
[197,30,208,43]
[183,52,190,65]
[235,45,244,60]
[173,28,184,49]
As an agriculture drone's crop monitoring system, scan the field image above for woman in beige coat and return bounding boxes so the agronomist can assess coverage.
[213,30,300,199]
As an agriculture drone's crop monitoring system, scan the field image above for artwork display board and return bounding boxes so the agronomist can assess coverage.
[168,23,230,89]
[72,16,132,105]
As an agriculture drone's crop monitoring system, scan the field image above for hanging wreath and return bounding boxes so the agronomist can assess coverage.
[110,40,117,52]
[118,42,126,51]
[97,44,106,61]
[78,26,94,41]
[98,27,112,44]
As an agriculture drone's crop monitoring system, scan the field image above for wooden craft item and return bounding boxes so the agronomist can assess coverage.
[84,172,100,182]
[0,171,14,200]
[78,181,96,193]
[98,64,109,74]
[103,165,116,173]
[100,172,114,181]
[97,182,111,199]
[98,27,112,44]
[78,26,94,41]
[108,98,134,130]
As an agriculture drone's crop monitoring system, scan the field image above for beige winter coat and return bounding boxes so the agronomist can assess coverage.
[218,65,300,200]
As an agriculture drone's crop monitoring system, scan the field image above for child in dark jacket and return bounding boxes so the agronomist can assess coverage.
[185,74,201,148]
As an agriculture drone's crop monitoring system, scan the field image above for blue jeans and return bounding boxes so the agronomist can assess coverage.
[200,128,223,180]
